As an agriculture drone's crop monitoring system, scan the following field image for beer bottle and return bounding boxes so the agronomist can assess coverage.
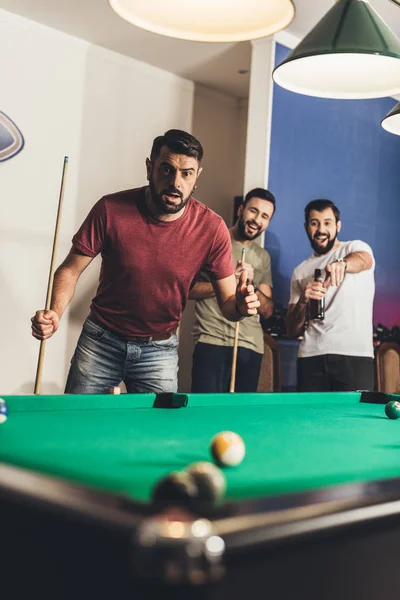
[309,268,325,320]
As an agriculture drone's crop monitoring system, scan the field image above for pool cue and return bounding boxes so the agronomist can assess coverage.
[229,247,246,393]
[34,156,69,395]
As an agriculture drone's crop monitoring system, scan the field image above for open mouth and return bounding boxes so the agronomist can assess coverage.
[163,193,181,203]
[247,223,259,234]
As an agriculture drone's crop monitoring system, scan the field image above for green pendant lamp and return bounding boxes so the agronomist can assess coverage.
[273,0,400,99]
[381,101,400,134]
[109,0,295,43]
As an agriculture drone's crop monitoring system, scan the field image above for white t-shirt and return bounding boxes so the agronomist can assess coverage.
[289,240,375,359]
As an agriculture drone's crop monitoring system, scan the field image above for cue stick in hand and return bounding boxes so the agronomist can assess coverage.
[34,156,69,395]
[229,247,246,393]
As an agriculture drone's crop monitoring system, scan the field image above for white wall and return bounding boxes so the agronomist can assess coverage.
[178,84,248,392]
[0,9,194,394]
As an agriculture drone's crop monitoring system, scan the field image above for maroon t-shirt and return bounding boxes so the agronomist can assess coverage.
[72,187,234,336]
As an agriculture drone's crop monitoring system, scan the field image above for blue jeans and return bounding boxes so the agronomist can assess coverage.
[65,318,179,394]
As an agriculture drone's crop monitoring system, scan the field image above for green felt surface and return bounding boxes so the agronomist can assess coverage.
[0,392,399,502]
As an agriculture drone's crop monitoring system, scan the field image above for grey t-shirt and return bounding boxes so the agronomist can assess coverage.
[289,240,375,358]
[192,237,272,355]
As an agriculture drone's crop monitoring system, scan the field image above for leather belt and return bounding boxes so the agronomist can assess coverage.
[89,314,177,342]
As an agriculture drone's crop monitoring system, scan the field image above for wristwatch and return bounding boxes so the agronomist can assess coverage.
[336,258,347,270]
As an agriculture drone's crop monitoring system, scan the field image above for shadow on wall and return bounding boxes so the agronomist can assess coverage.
[178,301,197,393]
[68,279,98,323]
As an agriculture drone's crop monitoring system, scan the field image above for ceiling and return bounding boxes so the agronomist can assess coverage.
[2,0,400,99]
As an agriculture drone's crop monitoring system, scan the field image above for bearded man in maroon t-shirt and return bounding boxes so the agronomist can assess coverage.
[31,129,260,394]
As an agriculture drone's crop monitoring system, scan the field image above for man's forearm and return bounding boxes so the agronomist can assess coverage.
[344,251,373,273]
[188,282,215,300]
[50,266,80,319]
[286,301,307,338]
[256,289,274,320]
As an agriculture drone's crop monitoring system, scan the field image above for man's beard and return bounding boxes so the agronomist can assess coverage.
[308,230,338,255]
[237,216,262,241]
[149,177,194,215]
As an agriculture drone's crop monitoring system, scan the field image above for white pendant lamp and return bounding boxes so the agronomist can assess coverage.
[109,0,295,43]
[381,101,400,134]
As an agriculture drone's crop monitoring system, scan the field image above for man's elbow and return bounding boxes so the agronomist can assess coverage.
[55,264,83,286]
[218,297,237,322]
[221,306,234,321]
[364,253,373,270]
[54,264,71,279]
[260,303,274,321]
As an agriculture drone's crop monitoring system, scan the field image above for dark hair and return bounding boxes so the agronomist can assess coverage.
[243,188,276,214]
[150,129,203,162]
[305,199,340,224]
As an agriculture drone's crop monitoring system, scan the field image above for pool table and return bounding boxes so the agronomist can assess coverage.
[0,390,400,600]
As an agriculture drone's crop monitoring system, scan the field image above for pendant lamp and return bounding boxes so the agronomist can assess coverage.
[273,0,400,99]
[109,0,295,43]
[381,101,400,134]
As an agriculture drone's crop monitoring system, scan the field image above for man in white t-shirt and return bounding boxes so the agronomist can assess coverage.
[286,199,375,392]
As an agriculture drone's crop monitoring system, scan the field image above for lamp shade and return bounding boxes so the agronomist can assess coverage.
[273,0,400,99]
[381,101,400,134]
[109,0,295,43]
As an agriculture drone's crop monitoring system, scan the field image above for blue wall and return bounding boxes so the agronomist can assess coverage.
[266,43,400,327]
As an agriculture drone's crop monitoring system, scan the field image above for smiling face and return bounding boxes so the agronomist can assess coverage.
[306,207,341,255]
[236,197,275,241]
[146,145,202,217]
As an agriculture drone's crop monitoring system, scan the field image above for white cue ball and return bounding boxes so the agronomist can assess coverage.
[210,431,245,467]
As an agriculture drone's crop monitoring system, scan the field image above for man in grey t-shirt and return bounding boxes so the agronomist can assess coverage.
[189,188,275,392]
[286,199,375,392]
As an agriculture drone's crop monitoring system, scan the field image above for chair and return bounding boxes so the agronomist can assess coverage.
[375,342,400,394]
[257,333,282,392]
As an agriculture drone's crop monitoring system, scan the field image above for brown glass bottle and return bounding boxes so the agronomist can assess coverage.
[309,268,325,320]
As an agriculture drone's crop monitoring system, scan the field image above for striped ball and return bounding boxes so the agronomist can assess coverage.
[210,431,245,467]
